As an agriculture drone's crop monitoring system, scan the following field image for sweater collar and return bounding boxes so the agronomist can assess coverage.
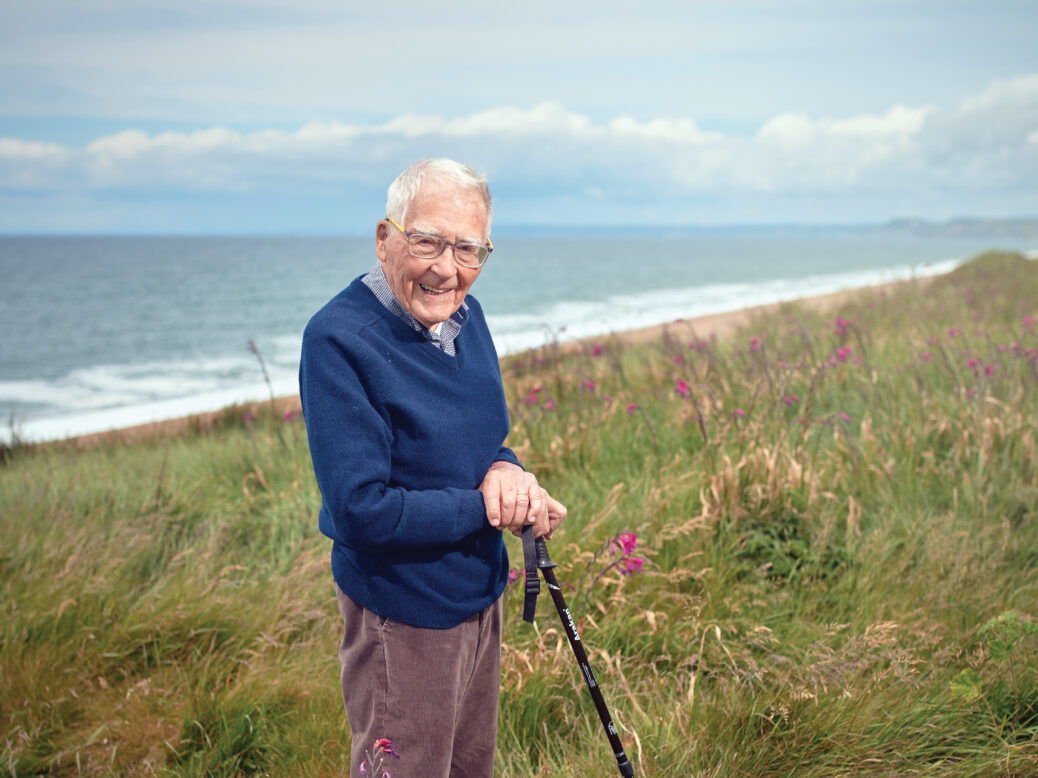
[361,263,468,355]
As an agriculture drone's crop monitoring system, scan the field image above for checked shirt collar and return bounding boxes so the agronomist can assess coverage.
[362,263,468,356]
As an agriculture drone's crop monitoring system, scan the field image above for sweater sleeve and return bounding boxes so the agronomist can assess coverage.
[494,446,522,469]
[300,325,491,554]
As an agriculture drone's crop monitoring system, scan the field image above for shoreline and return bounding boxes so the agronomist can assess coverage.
[58,274,931,450]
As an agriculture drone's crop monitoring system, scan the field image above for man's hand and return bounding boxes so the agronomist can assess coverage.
[479,461,566,539]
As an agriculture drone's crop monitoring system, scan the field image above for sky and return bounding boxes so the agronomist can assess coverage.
[2,0,1036,234]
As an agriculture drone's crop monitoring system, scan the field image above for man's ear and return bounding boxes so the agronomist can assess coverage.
[375,219,389,263]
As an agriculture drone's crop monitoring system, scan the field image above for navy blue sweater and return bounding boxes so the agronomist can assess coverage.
[300,277,520,628]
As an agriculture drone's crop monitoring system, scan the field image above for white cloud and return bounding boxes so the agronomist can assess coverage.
[1,75,1036,225]
[0,138,68,161]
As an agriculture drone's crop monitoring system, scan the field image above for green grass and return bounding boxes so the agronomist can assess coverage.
[2,250,1037,776]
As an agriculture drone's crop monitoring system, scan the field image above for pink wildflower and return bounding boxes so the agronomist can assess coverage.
[734,408,745,418]
[676,379,691,397]
[840,412,852,423]
[626,403,640,414]
[750,336,761,351]
[967,388,976,399]
[922,351,932,362]
[673,354,685,365]
[544,401,556,411]
[948,327,958,337]
[603,394,613,403]
[620,557,645,575]
[781,394,799,406]
[834,316,850,336]
[592,344,604,357]
[374,739,400,759]
[984,365,994,376]
[617,532,638,555]
[967,357,979,370]
[581,379,595,391]
[835,346,852,362]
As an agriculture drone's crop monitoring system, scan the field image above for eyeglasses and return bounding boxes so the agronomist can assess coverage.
[386,217,493,268]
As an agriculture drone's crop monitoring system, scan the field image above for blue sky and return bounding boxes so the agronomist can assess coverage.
[2,0,1036,234]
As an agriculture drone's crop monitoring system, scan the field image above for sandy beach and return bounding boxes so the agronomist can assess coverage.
[64,275,927,450]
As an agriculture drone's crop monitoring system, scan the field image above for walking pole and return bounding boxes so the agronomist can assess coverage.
[521,526,635,777]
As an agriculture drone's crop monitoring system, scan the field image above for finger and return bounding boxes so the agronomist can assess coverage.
[546,495,568,521]
[532,507,551,539]
[499,489,517,528]
[545,495,567,539]
[480,479,502,527]
[527,489,546,525]
[508,490,531,531]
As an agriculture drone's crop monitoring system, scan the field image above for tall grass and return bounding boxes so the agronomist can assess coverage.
[2,251,1036,776]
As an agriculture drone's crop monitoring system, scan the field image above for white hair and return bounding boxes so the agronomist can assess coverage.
[385,159,493,238]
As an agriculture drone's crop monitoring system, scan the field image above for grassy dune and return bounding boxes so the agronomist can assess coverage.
[2,251,1037,776]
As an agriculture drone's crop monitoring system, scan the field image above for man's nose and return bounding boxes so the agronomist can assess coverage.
[428,245,459,275]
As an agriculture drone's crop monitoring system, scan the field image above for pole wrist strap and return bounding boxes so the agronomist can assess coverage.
[521,525,540,624]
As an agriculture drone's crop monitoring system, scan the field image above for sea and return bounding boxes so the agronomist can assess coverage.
[2,230,1035,444]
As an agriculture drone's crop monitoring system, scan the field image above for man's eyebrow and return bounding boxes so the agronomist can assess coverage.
[411,223,485,244]
[409,223,442,237]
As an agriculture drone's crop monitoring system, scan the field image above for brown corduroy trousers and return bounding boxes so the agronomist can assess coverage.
[335,584,503,777]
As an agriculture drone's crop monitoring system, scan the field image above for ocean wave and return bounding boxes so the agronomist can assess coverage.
[487,258,960,355]
[0,250,974,445]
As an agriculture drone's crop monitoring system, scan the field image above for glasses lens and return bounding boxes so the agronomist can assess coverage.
[454,243,489,267]
[408,234,445,258]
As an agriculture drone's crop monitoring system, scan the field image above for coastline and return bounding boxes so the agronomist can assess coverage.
[61,273,931,450]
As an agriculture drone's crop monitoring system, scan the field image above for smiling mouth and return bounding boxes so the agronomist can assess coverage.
[419,283,451,296]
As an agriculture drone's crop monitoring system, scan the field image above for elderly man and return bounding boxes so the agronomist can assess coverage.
[300,159,566,776]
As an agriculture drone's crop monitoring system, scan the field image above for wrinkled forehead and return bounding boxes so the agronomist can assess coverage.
[408,180,489,237]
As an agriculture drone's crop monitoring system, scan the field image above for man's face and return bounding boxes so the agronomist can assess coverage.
[375,178,488,330]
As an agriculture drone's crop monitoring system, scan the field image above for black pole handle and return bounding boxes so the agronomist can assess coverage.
[521,526,635,777]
